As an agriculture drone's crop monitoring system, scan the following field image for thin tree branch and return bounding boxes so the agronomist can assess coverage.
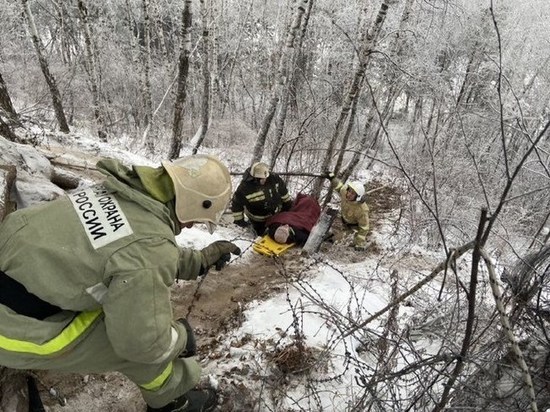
[432,208,487,412]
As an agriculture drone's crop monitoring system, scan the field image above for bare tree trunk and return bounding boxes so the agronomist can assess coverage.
[0,165,17,221]
[142,0,154,150]
[49,0,74,65]
[77,0,107,141]
[0,117,18,142]
[21,0,70,133]
[220,0,253,117]
[342,78,406,183]
[334,0,402,179]
[192,0,212,155]
[124,0,143,129]
[168,0,192,160]
[151,0,168,59]
[238,66,258,129]
[521,56,550,98]
[269,91,290,170]
[313,0,392,198]
[250,0,308,164]
[456,44,480,107]
[0,72,19,124]
[432,209,487,412]
[342,96,376,181]
[448,246,550,411]
[210,0,221,116]
[269,0,313,170]
[333,88,361,175]
[363,0,413,158]
[410,96,423,136]
[0,71,21,141]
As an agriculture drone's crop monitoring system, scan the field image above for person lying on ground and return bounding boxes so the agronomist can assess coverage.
[265,193,321,245]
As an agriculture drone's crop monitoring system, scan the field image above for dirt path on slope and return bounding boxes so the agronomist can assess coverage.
[171,249,296,353]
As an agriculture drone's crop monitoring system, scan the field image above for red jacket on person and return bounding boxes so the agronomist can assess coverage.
[266,194,321,244]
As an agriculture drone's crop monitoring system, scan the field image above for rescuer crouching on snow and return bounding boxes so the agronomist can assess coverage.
[0,154,240,412]
[325,172,370,251]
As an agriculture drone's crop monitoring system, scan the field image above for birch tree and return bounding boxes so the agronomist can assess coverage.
[21,0,70,133]
[250,0,309,164]
[0,71,19,141]
[219,0,253,118]
[77,0,107,141]
[342,0,415,181]
[269,0,313,170]
[313,0,395,198]
[168,0,192,159]
[141,0,154,149]
[0,71,19,125]
[151,0,168,59]
[0,117,17,141]
[191,0,212,155]
[210,0,221,116]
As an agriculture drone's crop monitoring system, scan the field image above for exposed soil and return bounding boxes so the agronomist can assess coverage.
[0,147,404,412]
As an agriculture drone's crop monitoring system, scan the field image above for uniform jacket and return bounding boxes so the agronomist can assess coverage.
[0,159,202,365]
[265,194,321,245]
[331,177,370,247]
[231,168,292,223]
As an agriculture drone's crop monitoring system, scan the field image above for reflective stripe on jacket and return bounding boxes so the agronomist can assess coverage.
[0,309,102,355]
[231,170,292,223]
[0,160,201,365]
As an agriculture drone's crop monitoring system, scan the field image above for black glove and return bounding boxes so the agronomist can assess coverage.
[200,240,241,276]
[324,171,335,180]
[234,219,249,228]
[177,318,196,358]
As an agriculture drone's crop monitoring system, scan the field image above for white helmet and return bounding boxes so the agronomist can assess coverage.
[250,162,270,179]
[162,154,232,233]
[347,181,365,201]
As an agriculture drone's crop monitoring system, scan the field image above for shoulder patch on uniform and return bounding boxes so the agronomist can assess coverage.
[69,185,133,249]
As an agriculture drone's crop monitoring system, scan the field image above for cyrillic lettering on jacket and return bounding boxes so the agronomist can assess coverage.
[69,186,133,249]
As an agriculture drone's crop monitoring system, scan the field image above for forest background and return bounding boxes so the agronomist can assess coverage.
[2,0,550,411]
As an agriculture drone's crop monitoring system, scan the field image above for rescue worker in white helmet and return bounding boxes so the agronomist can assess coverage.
[0,154,240,412]
[231,162,293,236]
[325,171,370,251]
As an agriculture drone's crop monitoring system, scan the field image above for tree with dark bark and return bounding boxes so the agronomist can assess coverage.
[0,71,20,141]
[77,0,107,141]
[314,0,394,200]
[168,0,192,160]
[251,0,309,165]
[141,0,154,151]
[0,71,19,124]
[20,0,70,133]
[191,0,212,155]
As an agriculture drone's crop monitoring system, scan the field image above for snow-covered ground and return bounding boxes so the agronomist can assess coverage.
[1,130,509,411]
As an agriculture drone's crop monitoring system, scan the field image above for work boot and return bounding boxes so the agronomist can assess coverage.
[146,388,217,412]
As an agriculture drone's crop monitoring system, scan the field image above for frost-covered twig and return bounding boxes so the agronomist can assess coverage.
[481,248,538,412]
[433,208,487,412]
[340,240,475,339]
